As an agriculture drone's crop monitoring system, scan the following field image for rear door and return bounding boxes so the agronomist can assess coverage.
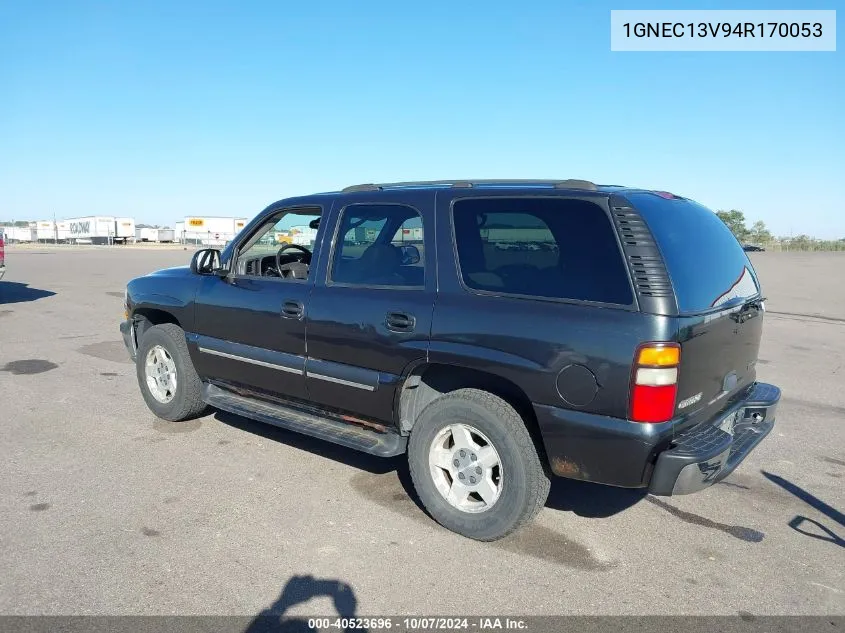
[304,191,436,424]
[628,192,765,421]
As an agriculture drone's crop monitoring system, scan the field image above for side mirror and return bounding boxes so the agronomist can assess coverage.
[399,244,421,266]
[190,248,223,275]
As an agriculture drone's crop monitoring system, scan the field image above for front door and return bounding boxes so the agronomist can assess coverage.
[188,205,327,401]
[305,193,436,423]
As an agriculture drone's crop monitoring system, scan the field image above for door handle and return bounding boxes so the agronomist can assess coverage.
[281,300,304,319]
[386,311,416,332]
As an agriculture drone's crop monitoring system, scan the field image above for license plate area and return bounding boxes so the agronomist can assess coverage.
[718,410,739,436]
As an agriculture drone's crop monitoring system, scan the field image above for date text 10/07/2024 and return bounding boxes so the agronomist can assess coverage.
[622,22,823,39]
[306,617,529,631]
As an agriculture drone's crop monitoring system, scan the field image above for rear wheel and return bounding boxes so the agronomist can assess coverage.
[136,323,207,421]
[408,388,550,541]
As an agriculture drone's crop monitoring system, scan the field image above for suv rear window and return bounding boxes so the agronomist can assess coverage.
[627,192,761,314]
[452,197,633,305]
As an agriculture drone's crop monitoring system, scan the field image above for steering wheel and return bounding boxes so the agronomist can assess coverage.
[275,243,312,279]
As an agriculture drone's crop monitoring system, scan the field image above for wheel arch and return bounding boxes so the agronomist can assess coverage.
[132,307,182,343]
[396,363,548,463]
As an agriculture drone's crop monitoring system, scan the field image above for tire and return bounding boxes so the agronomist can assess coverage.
[407,388,551,541]
[135,323,208,422]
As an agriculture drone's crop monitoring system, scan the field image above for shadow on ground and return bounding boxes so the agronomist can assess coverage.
[546,478,645,517]
[245,574,363,633]
[214,410,643,518]
[216,410,772,564]
[215,411,399,475]
[0,281,56,305]
[762,470,844,548]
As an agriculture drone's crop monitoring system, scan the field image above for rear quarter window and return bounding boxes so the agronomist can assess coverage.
[452,197,633,305]
[626,192,761,314]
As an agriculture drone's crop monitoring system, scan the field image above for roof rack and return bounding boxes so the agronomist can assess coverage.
[341,179,598,193]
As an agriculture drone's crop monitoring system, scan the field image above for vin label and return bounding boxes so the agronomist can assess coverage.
[611,10,836,51]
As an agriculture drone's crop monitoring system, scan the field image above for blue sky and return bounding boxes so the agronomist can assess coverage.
[1,0,842,237]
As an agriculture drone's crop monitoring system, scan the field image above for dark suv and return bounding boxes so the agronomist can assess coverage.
[120,179,780,541]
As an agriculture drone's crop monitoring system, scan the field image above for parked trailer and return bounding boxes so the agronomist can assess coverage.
[65,216,116,245]
[394,226,423,242]
[177,216,246,246]
[33,221,70,242]
[114,217,136,244]
[2,226,36,243]
[136,228,175,243]
[36,221,57,242]
[136,228,157,242]
[157,229,175,243]
[56,221,71,242]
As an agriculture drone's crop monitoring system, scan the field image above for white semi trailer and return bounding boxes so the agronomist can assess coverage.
[3,226,36,243]
[60,216,137,244]
[177,216,248,246]
[36,221,56,242]
[65,216,116,244]
[136,228,176,243]
[114,217,136,244]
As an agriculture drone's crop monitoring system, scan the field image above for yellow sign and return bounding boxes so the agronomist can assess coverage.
[236,221,245,228]
[188,218,204,227]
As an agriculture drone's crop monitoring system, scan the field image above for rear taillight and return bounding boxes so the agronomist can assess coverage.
[629,343,680,423]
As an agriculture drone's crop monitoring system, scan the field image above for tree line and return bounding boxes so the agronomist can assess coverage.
[715,210,845,251]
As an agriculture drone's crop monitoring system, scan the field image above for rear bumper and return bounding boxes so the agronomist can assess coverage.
[535,403,676,488]
[534,381,781,491]
[648,382,780,495]
[120,319,137,362]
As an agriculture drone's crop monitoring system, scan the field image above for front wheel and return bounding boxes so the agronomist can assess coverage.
[407,388,550,541]
[135,323,208,421]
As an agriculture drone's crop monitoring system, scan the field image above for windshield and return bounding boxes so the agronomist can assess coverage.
[627,192,761,314]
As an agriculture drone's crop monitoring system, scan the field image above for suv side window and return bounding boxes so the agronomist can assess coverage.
[235,207,322,280]
[452,197,633,305]
[330,204,425,288]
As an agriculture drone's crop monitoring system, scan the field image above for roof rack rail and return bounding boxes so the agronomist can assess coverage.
[341,179,598,193]
[341,183,380,192]
[553,179,598,190]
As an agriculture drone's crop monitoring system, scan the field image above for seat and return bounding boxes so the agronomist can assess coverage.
[352,243,406,286]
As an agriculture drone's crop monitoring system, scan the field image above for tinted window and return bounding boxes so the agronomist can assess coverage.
[452,197,633,305]
[331,204,425,288]
[627,193,761,313]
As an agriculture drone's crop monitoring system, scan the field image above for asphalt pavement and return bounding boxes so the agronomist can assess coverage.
[0,246,842,616]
